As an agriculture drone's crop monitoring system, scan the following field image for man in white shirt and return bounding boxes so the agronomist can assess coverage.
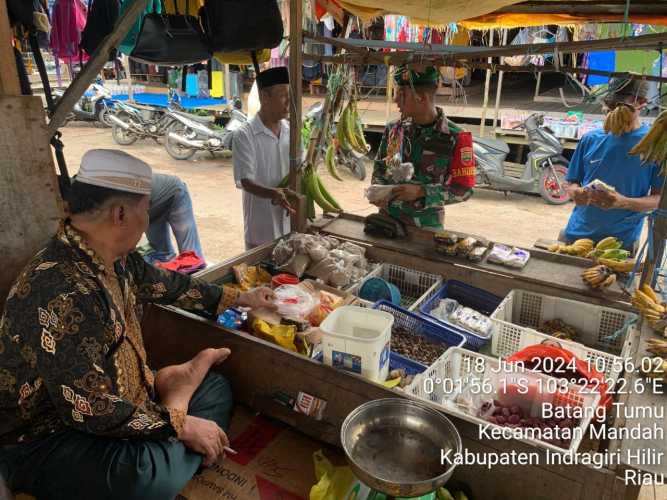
[232,67,296,250]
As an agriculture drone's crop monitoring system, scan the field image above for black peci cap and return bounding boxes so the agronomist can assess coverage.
[256,67,289,90]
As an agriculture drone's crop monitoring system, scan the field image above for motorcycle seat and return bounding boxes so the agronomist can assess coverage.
[172,111,214,124]
[473,135,510,155]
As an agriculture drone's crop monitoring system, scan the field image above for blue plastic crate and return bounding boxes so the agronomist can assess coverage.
[419,280,504,351]
[389,352,425,376]
[373,300,466,369]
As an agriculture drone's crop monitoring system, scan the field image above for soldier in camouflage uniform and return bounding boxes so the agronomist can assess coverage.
[371,66,475,230]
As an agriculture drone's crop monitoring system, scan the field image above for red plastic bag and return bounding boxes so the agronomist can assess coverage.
[506,344,611,414]
[449,131,476,188]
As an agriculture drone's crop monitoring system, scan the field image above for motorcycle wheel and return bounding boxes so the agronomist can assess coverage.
[164,122,196,160]
[349,157,367,181]
[97,107,113,128]
[111,113,138,146]
[539,162,570,205]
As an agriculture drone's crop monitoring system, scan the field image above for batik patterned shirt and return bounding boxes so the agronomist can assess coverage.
[372,107,474,229]
[0,223,239,445]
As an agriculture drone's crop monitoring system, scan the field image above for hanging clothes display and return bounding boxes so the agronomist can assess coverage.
[270,0,289,67]
[49,0,88,64]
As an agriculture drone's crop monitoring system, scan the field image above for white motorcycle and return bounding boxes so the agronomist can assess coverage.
[164,100,247,160]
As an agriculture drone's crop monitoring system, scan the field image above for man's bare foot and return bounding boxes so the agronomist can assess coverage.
[155,347,231,410]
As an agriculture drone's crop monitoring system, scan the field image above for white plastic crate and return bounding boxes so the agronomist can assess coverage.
[490,289,636,360]
[346,263,443,311]
[407,347,601,454]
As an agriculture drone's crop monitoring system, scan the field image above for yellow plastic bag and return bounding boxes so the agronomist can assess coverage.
[309,450,371,500]
[251,319,297,352]
[214,49,271,66]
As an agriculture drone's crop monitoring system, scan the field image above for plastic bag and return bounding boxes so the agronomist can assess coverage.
[506,345,611,414]
[365,184,395,203]
[272,239,294,266]
[274,285,319,320]
[279,253,311,278]
[250,318,297,352]
[308,257,339,282]
[310,450,371,500]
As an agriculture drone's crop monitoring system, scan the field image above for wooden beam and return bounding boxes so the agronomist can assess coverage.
[497,0,667,15]
[288,0,304,230]
[304,31,667,62]
[0,0,20,96]
[0,96,63,306]
[47,0,148,134]
[479,29,494,138]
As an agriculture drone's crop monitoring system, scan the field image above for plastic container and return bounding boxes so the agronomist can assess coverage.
[358,277,401,305]
[372,301,466,369]
[271,273,299,288]
[420,280,503,351]
[320,306,394,383]
[346,263,443,311]
[490,289,637,360]
[407,347,601,454]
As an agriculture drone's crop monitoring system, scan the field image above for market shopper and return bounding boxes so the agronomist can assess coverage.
[561,78,664,251]
[371,65,476,230]
[232,66,297,250]
[145,172,205,264]
[0,149,276,500]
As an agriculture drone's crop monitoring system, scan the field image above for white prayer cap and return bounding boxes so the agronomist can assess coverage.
[75,149,152,195]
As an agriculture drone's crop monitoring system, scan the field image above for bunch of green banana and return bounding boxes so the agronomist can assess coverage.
[337,99,369,156]
[581,264,616,289]
[301,165,342,218]
[324,142,343,181]
[278,169,342,219]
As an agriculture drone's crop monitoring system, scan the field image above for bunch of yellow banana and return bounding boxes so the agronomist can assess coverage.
[548,238,594,256]
[647,338,667,356]
[324,142,343,181]
[337,99,369,156]
[630,109,667,174]
[597,257,635,273]
[631,284,667,330]
[581,264,616,289]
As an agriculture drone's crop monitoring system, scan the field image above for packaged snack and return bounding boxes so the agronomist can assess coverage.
[468,246,487,262]
[506,247,531,269]
[250,319,297,352]
[274,285,319,320]
[488,244,512,264]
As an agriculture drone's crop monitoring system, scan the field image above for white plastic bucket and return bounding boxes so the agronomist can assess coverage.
[320,306,393,383]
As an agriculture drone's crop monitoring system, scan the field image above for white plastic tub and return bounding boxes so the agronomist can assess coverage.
[320,306,394,383]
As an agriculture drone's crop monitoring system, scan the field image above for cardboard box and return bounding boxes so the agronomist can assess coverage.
[180,406,341,500]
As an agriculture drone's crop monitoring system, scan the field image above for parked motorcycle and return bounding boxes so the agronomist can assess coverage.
[304,101,367,181]
[164,100,247,160]
[108,100,174,146]
[54,82,115,127]
[473,113,570,204]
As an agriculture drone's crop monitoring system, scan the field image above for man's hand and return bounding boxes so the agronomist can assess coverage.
[271,188,296,214]
[391,184,425,202]
[237,286,276,310]
[567,185,590,206]
[589,189,626,210]
[180,415,230,466]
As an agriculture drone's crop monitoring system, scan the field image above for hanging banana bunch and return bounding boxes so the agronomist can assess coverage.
[336,93,370,156]
[630,110,667,174]
[631,284,667,334]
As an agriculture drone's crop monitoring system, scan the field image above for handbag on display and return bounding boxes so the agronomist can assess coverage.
[131,0,210,65]
[201,0,283,53]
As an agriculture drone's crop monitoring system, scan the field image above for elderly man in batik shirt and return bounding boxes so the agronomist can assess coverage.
[0,150,275,500]
[372,65,476,230]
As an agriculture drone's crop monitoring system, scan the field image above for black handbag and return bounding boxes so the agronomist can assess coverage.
[131,0,211,66]
[201,0,283,53]
[81,0,120,59]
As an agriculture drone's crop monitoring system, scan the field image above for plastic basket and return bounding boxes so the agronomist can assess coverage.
[407,347,601,454]
[358,277,402,305]
[389,352,425,376]
[347,263,443,311]
[419,280,504,351]
[490,289,637,369]
[372,301,466,369]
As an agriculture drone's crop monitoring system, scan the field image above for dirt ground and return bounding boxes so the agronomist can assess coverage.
[60,124,572,264]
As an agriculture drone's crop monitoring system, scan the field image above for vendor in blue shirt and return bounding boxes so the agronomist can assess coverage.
[562,79,664,252]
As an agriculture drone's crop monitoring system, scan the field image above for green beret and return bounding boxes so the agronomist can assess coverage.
[394,65,439,87]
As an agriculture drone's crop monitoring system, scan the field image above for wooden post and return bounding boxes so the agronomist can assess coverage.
[0,0,20,96]
[288,0,305,231]
[640,180,667,287]
[224,63,231,102]
[47,0,148,134]
[479,28,495,137]
[492,29,508,132]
